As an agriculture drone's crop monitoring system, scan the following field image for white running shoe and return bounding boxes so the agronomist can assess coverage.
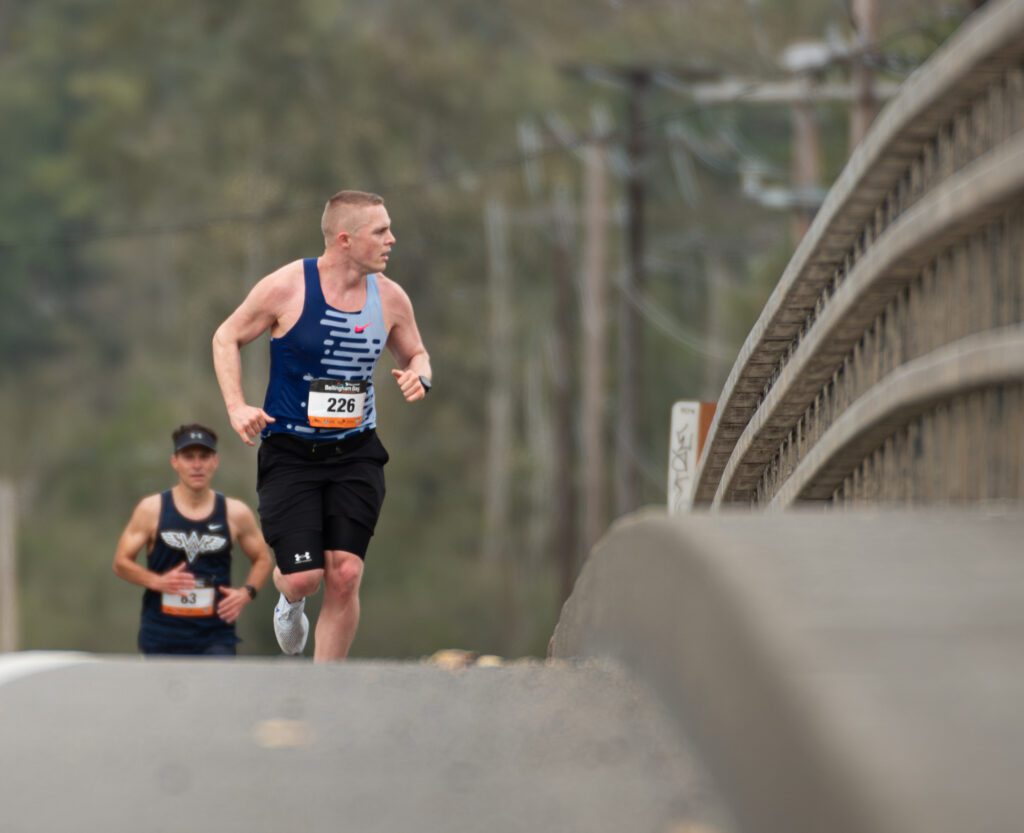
[273,593,309,655]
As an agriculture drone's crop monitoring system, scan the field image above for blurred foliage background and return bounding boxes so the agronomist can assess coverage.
[0,0,973,658]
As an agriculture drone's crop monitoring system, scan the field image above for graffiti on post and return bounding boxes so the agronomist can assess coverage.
[667,400,716,514]
[668,402,699,514]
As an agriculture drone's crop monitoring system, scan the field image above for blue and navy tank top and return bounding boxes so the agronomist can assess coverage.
[139,491,237,648]
[262,258,387,441]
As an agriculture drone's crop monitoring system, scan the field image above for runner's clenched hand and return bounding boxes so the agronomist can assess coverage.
[391,368,427,402]
[228,403,276,446]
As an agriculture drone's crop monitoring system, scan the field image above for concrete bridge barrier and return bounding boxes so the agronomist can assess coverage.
[552,510,1024,833]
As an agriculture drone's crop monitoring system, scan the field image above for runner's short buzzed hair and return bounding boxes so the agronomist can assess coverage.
[321,190,385,241]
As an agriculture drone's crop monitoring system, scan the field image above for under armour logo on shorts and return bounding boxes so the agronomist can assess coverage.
[294,552,312,564]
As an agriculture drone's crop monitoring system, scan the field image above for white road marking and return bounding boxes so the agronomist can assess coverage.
[0,651,94,689]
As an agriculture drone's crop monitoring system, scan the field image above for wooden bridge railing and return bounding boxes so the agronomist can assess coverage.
[692,0,1024,508]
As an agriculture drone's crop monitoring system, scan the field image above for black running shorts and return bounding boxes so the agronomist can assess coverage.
[257,429,389,573]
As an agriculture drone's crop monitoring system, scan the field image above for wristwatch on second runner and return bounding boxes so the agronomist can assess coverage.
[419,376,432,395]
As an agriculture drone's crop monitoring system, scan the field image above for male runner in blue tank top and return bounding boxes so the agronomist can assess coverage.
[212,190,431,662]
[112,424,272,655]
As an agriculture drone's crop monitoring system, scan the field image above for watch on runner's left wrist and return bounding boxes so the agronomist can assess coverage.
[244,584,257,600]
[419,375,432,394]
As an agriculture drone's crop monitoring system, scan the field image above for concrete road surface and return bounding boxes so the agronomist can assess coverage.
[0,654,733,833]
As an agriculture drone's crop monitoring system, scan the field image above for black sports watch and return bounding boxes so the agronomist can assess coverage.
[244,584,258,600]
[419,375,432,395]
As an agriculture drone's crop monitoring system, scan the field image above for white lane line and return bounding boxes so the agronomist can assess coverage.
[0,651,95,689]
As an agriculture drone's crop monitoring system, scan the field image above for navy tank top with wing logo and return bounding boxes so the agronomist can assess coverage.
[139,490,237,649]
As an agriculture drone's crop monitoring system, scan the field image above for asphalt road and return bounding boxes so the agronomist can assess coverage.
[0,655,733,833]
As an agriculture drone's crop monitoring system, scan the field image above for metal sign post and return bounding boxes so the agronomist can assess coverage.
[0,480,17,652]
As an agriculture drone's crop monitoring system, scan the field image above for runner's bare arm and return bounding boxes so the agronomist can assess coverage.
[112,497,196,593]
[216,500,273,624]
[212,265,299,445]
[381,277,432,402]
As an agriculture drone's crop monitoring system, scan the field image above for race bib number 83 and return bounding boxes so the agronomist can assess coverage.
[162,585,215,617]
[308,379,367,429]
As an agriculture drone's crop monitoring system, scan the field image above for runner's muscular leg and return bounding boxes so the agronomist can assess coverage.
[314,550,363,662]
[273,566,323,602]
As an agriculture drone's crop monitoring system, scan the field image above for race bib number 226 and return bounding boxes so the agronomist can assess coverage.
[308,379,367,429]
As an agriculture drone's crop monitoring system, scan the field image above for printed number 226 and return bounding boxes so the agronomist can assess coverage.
[327,397,356,414]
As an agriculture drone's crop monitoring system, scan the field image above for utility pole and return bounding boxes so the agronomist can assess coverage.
[617,68,650,515]
[244,169,271,417]
[579,138,610,556]
[0,479,17,652]
[537,106,612,558]
[484,199,521,653]
[703,251,732,398]
[483,199,512,564]
[791,94,823,242]
[849,0,880,150]
[551,183,579,603]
